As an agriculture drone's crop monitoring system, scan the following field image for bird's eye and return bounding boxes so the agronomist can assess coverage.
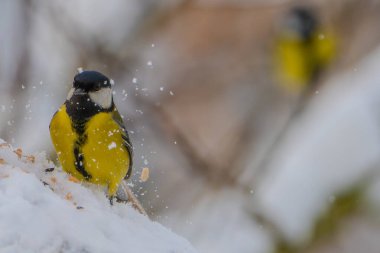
[93,86,101,92]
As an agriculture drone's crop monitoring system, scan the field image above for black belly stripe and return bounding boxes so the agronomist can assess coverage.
[72,119,92,180]
[73,144,91,180]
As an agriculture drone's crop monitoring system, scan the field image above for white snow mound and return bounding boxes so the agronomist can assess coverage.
[0,140,198,253]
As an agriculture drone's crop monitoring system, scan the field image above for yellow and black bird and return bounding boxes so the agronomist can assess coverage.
[274,7,336,92]
[49,70,133,203]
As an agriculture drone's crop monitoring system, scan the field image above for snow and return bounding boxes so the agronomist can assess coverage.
[0,140,198,253]
[108,142,117,150]
[164,188,273,253]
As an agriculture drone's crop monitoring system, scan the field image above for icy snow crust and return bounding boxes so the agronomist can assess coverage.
[0,140,197,253]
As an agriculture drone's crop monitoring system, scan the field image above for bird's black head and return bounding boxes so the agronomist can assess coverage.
[285,7,318,41]
[73,70,111,91]
[66,70,114,121]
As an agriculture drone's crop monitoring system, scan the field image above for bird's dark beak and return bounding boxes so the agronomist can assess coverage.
[73,88,86,96]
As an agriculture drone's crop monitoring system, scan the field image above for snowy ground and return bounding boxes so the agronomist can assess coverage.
[0,140,198,253]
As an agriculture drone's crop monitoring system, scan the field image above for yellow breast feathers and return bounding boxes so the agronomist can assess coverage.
[49,104,132,197]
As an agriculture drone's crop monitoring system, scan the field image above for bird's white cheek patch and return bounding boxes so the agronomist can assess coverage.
[66,88,75,100]
[89,88,112,109]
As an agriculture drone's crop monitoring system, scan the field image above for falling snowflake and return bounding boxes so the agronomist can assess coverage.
[108,142,116,150]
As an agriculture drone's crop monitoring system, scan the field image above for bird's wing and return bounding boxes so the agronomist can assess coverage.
[112,109,133,179]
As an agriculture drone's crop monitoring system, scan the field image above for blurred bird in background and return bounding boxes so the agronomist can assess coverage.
[49,71,133,204]
[255,7,338,180]
[274,6,336,93]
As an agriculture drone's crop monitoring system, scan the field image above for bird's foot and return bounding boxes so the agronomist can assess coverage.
[109,196,115,205]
